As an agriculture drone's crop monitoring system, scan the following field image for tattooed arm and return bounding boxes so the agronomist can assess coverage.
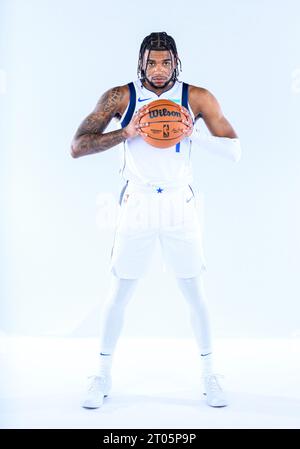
[70,86,129,158]
[71,84,149,158]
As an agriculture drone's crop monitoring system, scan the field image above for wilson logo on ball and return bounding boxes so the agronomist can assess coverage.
[149,108,181,119]
[138,99,190,149]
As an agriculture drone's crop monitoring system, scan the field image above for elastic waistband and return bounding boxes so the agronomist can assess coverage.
[127,181,190,194]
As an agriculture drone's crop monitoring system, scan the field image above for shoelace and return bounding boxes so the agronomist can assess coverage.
[87,376,107,393]
[202,374,225,393]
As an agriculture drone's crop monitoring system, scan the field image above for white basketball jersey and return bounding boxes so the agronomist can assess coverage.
[118,79,195,186]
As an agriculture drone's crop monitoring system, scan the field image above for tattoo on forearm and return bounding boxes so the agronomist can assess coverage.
[73,87,125,156]
[77,129,126,156]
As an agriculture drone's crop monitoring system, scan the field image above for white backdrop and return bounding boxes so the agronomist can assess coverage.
[1,0,300,339]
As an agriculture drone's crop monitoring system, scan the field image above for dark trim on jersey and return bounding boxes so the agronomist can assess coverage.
[182,82,203,120]
[110,181,129,260]
[188,184,195,198]
[121,82,136,128]
[119,180,129,205]
[175,82,189,153]
[182,82,189,109]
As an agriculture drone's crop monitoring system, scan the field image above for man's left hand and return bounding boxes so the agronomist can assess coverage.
[180,106,194,137]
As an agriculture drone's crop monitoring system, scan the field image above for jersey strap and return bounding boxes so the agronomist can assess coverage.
[175,82,189,153]
[121,82,136,128]
[182,82,189,109]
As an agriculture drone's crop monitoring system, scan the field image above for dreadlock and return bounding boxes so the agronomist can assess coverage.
[137,32,182,82]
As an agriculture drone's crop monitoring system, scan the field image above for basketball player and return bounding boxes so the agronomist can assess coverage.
[71,32,241,408]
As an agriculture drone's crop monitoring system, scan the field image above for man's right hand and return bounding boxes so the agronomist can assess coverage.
[123,104,149,139]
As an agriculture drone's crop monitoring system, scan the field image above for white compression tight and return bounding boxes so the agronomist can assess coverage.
[99,275,139,355]
[98,274,213,375]
[176,276,212,356]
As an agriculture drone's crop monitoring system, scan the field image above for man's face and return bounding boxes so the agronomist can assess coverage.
[142,49,176,88]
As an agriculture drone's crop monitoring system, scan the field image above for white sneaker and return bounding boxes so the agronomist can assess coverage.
[81,375,112,409]
[202,374,228,407]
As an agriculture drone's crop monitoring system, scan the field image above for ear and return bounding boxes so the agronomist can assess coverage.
[172,53,178,65]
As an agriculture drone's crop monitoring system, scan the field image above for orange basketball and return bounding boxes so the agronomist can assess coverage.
[138,99,186,148]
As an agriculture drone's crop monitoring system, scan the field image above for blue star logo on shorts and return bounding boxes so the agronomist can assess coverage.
[156,187,164,193]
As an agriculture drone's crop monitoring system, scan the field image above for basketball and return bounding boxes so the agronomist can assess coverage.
[138,99,186,148]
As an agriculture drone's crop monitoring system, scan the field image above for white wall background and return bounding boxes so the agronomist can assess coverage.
[1,0,300,339]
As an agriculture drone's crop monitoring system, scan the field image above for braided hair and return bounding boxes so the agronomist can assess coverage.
[137,32,182,82]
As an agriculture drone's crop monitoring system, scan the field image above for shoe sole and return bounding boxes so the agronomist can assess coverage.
[203,393,228,407]
[81,394,109,409]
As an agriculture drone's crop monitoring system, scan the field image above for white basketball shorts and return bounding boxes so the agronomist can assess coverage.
[109,181,207,279]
